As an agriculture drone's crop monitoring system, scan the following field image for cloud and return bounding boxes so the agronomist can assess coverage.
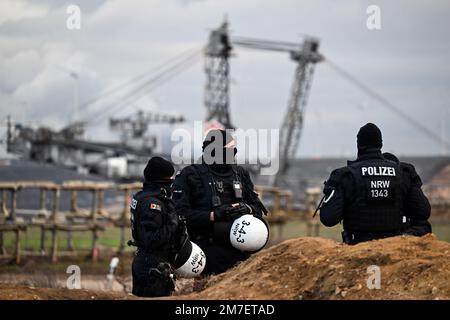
[0,0,49,25]
[0,0,449,156]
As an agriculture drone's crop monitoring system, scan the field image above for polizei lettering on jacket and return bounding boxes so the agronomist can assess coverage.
[361,166,396,177]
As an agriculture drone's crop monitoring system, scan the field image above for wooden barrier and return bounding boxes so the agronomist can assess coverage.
[0,224,26,264]
[304,187,322,236]
[44,181,114,262]
[0,179,303,263]
[254,186,293,241]
[0,181,59,263]
[0,181,112,263]
[115,182,141,254]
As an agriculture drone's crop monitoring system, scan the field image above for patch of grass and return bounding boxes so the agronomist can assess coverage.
[2,221,449,255]
[269,220,342,243]
[1,226,132,252]
[432,223,450,242]
[270,220,450,243]
[0,250,135,275]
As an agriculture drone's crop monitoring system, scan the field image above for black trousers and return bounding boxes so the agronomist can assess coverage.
[195,237,250,275]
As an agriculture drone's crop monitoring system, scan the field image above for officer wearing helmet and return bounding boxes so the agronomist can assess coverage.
[129,157,187,297]
[172,129,267,275]
[318,123,432,244]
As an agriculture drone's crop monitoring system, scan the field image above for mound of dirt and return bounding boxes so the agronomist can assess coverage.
[0,284,134,300]
[1,235,448,300]
[188,234,450,300]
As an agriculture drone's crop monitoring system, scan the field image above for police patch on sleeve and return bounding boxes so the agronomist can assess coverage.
[149,203,162,211]
[130,198,138,210]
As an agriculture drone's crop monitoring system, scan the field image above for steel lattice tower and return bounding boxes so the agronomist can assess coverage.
[204,21,233,129]
[274,39,322,186]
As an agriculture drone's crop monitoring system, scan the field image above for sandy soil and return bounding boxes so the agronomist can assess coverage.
[1,234,449,300]
[186,234,450,300]
[0,284,134,300]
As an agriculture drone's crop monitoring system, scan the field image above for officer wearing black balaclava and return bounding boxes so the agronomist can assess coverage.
[172,129,267,275]
[129,156,187,297]
[318,123,432,244]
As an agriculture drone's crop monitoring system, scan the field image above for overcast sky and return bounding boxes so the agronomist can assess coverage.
[1,0,449,158]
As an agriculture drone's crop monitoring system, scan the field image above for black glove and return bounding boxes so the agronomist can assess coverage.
[214,204,232,222]
[227,202,252,220]
[147,262,175,296]
[214,203,252,221]
[151,262,172,277]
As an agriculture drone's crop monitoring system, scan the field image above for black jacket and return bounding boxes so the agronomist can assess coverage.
[172,163,265,239]
[130,182,179,259]
[130,182,180,297]
[171,163,266,275]
[320,149,432,236]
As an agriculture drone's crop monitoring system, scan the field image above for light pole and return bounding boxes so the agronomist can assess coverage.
[69,71,79,124]
[55,65,80,125]
[441,106,449,156]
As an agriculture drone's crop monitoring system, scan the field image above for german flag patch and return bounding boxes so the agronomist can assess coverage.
[149,203,161,211]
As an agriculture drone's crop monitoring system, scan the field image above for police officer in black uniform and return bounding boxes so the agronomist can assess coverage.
[172,129,267,275]
[318,123,432,244]
[129,156,186,297]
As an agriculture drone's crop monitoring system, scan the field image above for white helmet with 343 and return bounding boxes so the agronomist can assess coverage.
[213,214,269,253]
[229,214,269,252]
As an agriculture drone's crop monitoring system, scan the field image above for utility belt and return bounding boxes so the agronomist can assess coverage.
[136,247,172,260]
[128,240,172,259]
[342,230,401,245]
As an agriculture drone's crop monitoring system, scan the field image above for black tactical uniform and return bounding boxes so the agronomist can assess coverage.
[172,130,267,275]
[319,123,432,244]
[130,157,185,297]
